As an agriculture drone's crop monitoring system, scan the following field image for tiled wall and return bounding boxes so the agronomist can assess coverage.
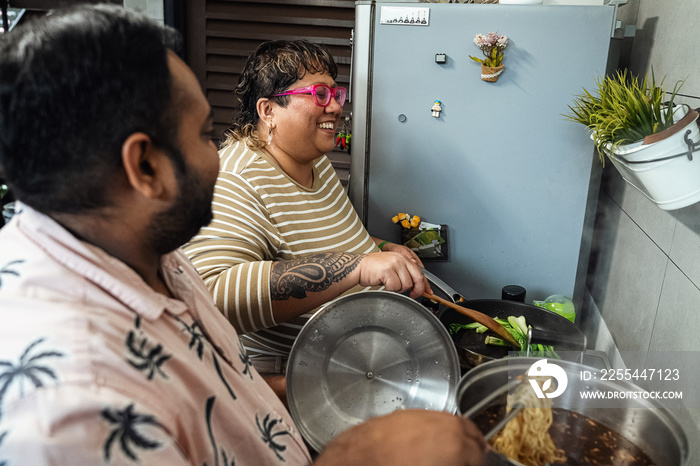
[583,0,700,449]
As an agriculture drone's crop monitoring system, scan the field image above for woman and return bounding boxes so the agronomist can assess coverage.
[183,40,429,387]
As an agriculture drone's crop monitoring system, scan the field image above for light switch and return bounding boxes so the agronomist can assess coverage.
[435,53,447,64]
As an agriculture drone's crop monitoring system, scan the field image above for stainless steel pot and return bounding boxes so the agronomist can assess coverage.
[286,290,461,452]
[457,358,689,466]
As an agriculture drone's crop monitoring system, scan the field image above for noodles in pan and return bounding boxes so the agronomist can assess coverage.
[491,378,566,466]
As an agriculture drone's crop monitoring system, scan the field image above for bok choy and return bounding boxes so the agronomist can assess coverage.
[449,315,560,358]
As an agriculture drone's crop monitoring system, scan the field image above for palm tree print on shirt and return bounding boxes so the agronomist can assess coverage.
[125,316,172,380]
[211,353,237,401]
[203,396,236,466]
[0,430,8,466]
[0,260,24,290]
[0,337,64,420]
[256,413,291,461]
[101,403,165,462]
[173,315,207,361]
[172,315,237,400]
[238,341,253,380]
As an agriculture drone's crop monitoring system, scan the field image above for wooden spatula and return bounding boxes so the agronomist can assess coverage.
[423,292,521,348]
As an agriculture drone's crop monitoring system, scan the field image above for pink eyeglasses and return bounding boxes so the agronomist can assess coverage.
[273,84,347,107]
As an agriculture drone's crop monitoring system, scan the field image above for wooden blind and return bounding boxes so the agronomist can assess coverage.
[185,0,356,182]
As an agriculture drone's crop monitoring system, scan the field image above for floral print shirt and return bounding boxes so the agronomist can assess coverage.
[0,203,312,465]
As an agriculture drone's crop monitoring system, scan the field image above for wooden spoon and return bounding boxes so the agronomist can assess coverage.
[423,292,521,348]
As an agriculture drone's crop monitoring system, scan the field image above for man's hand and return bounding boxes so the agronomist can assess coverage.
[315,410,487,466]
[358,252,431,299]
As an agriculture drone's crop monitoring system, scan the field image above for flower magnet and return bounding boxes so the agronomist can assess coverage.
[469,32,508,82]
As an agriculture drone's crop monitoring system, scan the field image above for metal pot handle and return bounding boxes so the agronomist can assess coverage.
[421,269,465,303]
[527,327,587,353]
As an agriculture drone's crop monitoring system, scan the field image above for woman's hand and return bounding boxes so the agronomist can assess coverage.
[380,241,424,268]
[315,410,488,466]
[358,251,432,299]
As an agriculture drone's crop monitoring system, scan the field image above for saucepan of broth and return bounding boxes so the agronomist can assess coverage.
[457,358,689,466]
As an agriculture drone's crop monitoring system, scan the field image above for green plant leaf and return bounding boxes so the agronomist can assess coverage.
[563,69,684,163]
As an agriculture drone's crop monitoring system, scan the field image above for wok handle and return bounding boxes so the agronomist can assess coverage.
[527,327,587,351]
[421,269,465,303]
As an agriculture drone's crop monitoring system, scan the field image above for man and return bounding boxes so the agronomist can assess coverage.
[0,5,486,465]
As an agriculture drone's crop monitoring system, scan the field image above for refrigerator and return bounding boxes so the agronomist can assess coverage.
[349,1,624,309]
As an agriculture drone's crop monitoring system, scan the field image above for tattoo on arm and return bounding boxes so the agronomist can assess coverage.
[270,252,363,300]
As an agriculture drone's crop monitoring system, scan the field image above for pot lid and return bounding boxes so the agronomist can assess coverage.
[286,290,460,452]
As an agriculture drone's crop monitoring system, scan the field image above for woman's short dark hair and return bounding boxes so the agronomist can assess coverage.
[0,4,183,214]
[225,40,338,149]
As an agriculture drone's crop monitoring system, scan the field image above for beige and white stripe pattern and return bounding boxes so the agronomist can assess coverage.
[183,140,378,358]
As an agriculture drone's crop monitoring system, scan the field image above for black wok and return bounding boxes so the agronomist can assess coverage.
[437,299,586,368]
[422,270,586,369]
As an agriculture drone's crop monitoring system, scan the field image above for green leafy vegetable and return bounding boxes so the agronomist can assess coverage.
[508,316,528,335]
[448,322,487,335]
[451,314,561,359]
[505,316,528,349]
[484,336,507,346]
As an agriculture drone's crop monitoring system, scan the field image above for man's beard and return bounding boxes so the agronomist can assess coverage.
[147,160,215,256]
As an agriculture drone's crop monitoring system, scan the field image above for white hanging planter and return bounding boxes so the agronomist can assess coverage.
[603,105,700,211]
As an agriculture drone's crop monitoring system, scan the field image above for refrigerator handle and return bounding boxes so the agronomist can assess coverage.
[348,1,375,222]
[349,29,354,103]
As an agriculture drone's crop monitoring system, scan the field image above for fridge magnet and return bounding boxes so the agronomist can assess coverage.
[431,100,443,118]
[469,32,508,83]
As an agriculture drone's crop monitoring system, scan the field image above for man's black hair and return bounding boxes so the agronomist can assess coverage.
[0,4,183,214]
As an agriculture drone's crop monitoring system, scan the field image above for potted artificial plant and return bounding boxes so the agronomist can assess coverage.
[565,70,700,211]
[469,32,508,83]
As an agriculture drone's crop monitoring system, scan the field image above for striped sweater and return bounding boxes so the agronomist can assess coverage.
[183,140,378,358]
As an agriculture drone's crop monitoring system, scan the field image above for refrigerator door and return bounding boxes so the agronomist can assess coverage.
[351,3,615,302]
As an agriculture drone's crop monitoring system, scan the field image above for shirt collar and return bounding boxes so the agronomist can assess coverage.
[16,202,189,320]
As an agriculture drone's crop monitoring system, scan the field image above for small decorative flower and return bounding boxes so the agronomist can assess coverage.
[469,32,508,68]
[391,213,422,230]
